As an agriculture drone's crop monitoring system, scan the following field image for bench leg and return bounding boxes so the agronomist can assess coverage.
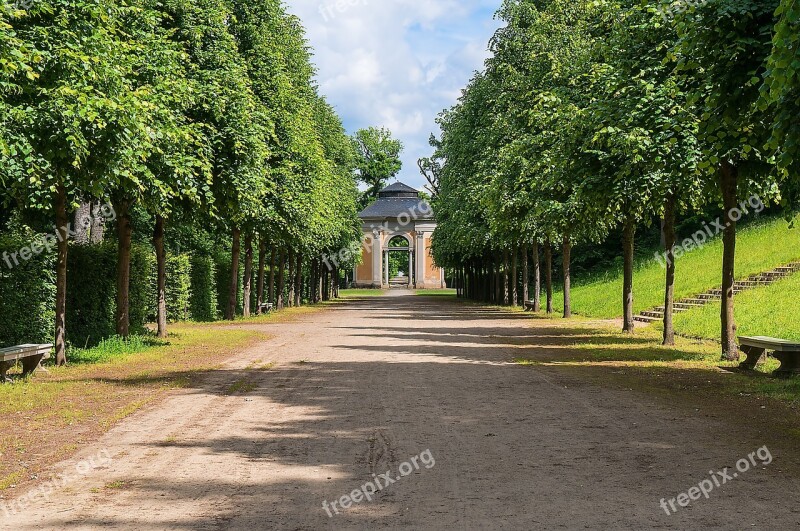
[0,361,13,383]
[773,351,800,377]
[21,354,46,378]
[738,345,766,370]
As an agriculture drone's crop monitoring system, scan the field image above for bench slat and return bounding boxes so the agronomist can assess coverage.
[739,336,800,352]
[0,344,53,362]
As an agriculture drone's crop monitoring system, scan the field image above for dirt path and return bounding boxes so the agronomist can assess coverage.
[6,292,800,529]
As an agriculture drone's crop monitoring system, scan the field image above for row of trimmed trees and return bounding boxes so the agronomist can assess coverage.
[430,0,799,359]
[0,0,363,364]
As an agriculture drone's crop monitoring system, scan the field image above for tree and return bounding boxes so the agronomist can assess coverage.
[351,126,403,207]
[674,0,780,359]
[3,0,147,363]
[763,0,800,198]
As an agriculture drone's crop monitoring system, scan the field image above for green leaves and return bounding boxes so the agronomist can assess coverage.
[351,126,404,208]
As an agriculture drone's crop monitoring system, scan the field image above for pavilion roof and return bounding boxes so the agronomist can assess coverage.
[358,182,434,221]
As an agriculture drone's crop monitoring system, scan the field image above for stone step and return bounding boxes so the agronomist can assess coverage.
[634,315,661,323]
[636,260,800,323]
[674,302,704,310]
[680,298,708,305]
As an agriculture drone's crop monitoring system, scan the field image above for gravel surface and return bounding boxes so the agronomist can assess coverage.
[6,291,800,529]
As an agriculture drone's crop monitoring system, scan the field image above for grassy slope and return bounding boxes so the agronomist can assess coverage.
[670,272,800,342]
[552,215,800,318]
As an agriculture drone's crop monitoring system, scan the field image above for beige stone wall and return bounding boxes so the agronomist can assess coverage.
[356,243,373,285]
[423,238,443,288]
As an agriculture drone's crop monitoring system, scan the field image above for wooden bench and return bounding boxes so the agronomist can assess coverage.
[738,336,800,376]
[259,302,274,314]
[523,300,537,312]
[0,344,53,383]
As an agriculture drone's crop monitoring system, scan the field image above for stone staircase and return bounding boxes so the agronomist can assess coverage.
[389,275,410,288]
[634,261,800,324]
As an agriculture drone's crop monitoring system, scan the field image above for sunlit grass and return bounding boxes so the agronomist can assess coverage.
[338,288,387,298]
[514,320,797,404]
[669,272,800,342]
[551,215,800,318]
[417,289,457,296]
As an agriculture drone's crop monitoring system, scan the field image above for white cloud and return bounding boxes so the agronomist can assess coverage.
[287,0,503,190]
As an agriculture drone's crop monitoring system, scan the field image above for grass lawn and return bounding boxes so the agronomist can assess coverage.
[0,305,320,496]
[551,215,800,318]
[514,318,800,405]
[338,288,387,298]
[667,272,800,342]
[416,289,457,296]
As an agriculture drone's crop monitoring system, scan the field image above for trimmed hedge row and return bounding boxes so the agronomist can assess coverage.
[1,224,224,348]
[67,241,155,347]
[165,254,191,322]
[190,255,217,321]
[0,226,56,346]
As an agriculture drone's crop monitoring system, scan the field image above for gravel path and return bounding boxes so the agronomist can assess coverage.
[6,292,800,529]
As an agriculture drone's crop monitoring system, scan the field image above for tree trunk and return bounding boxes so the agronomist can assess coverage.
[310,259,317,303]
[268,246,277,305]
[287,250,296,307]
[562,235,571,318]
[115,199,132,337]
[294,253,302,307]
[316,260,324,302]
[322,267,330,301]
[54,184,69,365]
[256,239,266,314]
[495,256,502,304]
[662,194,677,346]
[503,250,510,305]
[544,241,553,314]
[511,247,519,306]
[242,233,253,318]
[89,201,105,243]
[720,161,739,360]
[154,215,168,339]
[533,241,541,312]
[622,216,635,332]
[333,266,340,298]
[522,244,529,305]
[225,228,241,320]
[74,199,91,244]
[277,249,286,310]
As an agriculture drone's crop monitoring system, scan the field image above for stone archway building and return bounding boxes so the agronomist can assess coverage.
[353,182,446,289]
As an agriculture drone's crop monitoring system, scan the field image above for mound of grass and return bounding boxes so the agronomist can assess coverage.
[552,215,800,318]
[670,272,800,342]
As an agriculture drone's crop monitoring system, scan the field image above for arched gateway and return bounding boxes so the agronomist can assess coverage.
[353,182,446,289]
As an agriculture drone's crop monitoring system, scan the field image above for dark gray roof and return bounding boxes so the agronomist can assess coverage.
[378,182,419,197]
[358,181,434,220]
[358,197,434,220]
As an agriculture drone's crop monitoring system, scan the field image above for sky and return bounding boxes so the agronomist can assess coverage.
[286,0,504,191]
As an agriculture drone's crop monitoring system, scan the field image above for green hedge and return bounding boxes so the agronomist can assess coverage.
[165,253,191,322]
[67,241,154,347]
[214,251,243,317]
[190,255,217,321]
[0,226,56,347]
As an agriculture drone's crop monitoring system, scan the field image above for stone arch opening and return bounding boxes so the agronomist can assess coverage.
[385,234,413,286]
